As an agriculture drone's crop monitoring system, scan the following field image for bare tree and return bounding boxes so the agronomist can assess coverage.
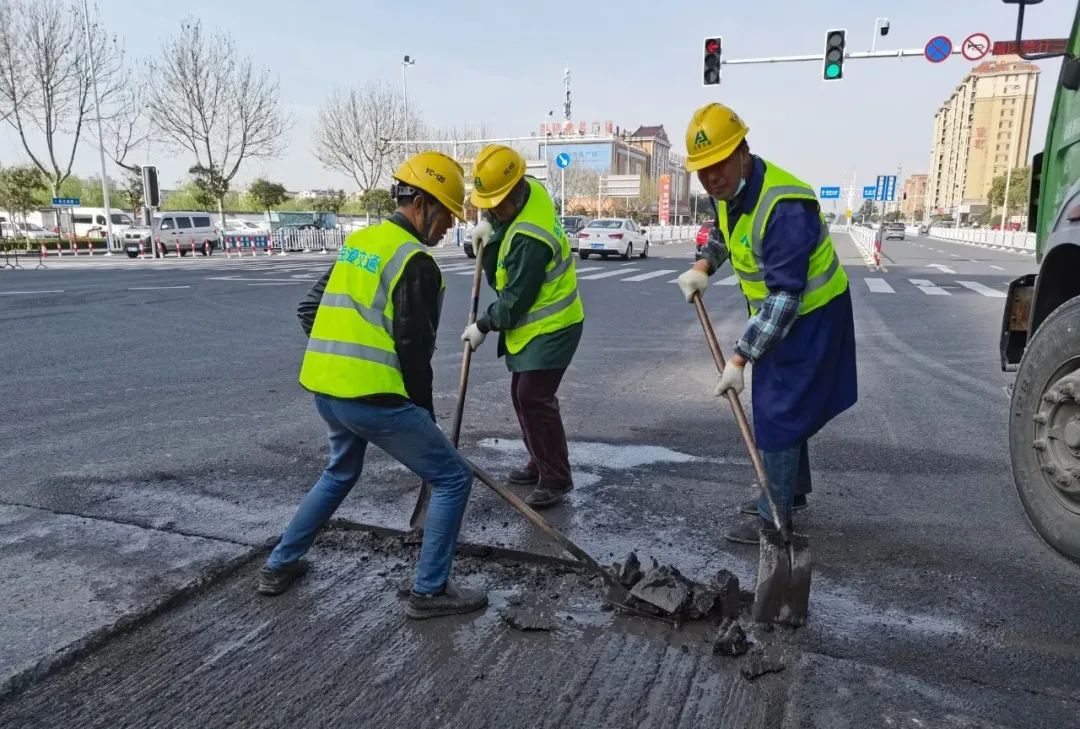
[312,80,421,192]
[145,18,288,219]
[428,121,493,162]
[0,0,124,197]
[104,82,150,174]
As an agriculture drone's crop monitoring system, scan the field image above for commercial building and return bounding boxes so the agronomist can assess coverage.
[900,174,928,222]
[926,57,1039,220]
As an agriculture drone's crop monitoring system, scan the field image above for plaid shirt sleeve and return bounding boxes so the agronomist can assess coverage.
[695,225,729,274]
[734,290,801,362]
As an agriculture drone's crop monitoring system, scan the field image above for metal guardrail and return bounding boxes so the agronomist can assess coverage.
[641,225,697,242]
[923,226,1036,253]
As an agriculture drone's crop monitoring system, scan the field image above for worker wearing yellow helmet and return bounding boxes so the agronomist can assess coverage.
[461,144,585,509]
[261,151,489,620]
[675,103,857,544]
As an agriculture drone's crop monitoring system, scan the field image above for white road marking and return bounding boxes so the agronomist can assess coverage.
[865,278,895,293]
[950,253,961,258]
[957,280,1006,298]
[714,275,739,286]
[0,289,64,295]
[127,285,191,290]
[574,267,603,274]
[927,263,956,274]
[247,282,304,286]
[622,269,676,282]
[909,279,950,295]
[990,265,1005,271]
[579,268,640,280]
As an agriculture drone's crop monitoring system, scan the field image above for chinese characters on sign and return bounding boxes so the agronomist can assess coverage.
[974,127,988,151]
[658,175,672,226]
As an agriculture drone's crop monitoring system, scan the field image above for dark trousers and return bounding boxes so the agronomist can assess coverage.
[510,369,572,488]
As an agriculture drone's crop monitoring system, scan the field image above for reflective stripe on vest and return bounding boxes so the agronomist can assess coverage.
[298,221,441,398]
[495,178,585,354]
[716,160,848,316]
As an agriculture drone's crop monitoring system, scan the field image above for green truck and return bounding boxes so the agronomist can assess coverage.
[1000,0,1080,562]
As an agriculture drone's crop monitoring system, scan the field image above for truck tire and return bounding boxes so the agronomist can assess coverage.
[1010,295,1080,563]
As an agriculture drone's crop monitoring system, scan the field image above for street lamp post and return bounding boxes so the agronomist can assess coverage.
[542,110,554,192]
[401,55,415,152]
[81,0,114,254]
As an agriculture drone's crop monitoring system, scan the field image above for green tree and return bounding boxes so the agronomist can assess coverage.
[313,190,346,215]
[118,170,144,215]
[358,188,394,219]
[189,164,230,216]
[0,165,47,243]
[988,167,1030,220]
[248,178,290,217]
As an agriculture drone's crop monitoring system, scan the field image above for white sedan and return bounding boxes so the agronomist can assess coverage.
[577,218,649,260]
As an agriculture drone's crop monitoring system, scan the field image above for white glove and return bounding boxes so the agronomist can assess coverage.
[677,268,709,303]
[714,359,745,396]
[471,219,493,253]
[461,322,486,351]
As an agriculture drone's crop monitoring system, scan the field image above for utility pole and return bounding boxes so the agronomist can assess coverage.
[399,55,410,151]
[82,0,114,254]
[563,67,571,121]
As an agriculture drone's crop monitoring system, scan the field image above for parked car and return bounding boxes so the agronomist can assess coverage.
[122,212,219,257]
[0,220,56,241]
[559,215,589,252]
[884,222,906,240]
[224,220,267,234]
[695,221,715,250]
[918,223,931,235]
[58,207,136,239]
[577,218,649,260]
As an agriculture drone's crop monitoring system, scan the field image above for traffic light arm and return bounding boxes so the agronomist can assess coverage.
[722,47,938,65]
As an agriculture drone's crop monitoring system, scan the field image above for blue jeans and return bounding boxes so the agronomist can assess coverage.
[267,395,473,594]
[758,440,812,526]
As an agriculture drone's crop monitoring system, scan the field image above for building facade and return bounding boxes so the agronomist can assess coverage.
[901,174,928,222]
[926,57,1039,219]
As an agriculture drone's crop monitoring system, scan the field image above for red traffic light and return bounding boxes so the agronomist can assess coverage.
[705,39,720,54]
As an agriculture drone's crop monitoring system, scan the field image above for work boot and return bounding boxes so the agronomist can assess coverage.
[507,464,540,486]
[724,517,794,545]
[257,560,309,596]
[406,580,488,620]
[524,482,573,509]
[739,494,807,516]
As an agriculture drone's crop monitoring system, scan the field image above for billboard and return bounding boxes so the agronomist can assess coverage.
[658,175,672,225]
[544,143,612,173]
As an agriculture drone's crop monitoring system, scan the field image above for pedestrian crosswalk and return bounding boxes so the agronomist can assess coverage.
[863,277,1007,298]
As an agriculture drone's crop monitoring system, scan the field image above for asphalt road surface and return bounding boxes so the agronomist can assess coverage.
[1,231,1078,728]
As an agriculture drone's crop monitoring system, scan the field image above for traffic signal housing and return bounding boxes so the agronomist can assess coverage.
[823,29,846,81]
[703,37,722,86]
[141,165,160,208]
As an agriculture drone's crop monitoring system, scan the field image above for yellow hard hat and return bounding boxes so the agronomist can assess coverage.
[392,151,467,220]
[684,103,749,172]
[470,144,526,209]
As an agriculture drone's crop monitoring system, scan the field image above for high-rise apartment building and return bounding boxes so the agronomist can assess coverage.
[926,57,1039,218]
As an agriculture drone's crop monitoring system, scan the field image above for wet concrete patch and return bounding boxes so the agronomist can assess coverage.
[0,527,790,729]
[0,504,248,695]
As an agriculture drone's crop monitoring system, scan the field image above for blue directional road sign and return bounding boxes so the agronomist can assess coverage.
[52,197,80,206]
[924,35,952,63]
[819,186,841,199]
[874,175,898,202]
[862,185,878,199]
[554,152,572,169]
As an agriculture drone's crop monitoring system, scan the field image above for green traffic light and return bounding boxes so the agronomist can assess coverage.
[825,63,841,79]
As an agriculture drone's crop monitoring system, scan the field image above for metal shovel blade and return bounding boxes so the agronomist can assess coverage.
[751,527,812,627]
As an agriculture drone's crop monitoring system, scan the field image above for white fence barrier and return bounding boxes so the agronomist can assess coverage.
[641,225,697,243]
[924,226,1036,253]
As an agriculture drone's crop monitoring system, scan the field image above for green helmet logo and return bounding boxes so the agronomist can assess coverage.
[474,177,483,190]
[693,130,710,148]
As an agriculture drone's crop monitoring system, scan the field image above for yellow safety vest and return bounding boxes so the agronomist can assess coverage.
[716,161,848,315]
[495,178,585,354]
[299,221,443,398]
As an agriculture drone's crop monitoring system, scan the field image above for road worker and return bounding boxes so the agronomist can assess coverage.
[676,103,858,543]
[461,144,585,509]
[259,151,488,620]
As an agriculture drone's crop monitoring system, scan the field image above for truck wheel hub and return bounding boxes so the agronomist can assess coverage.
[1034,371,1080,501]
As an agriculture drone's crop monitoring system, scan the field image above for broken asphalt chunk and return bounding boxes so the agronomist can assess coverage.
[501,604,555,632]
[629,566,692,616]
[712,618,751,657]
[740,645,786,680]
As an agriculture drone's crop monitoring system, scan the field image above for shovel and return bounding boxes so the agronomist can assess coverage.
[692,293,812,626]
[467,461,667,622]
[408,249,485,531]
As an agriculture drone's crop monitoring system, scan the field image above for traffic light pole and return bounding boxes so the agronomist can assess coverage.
[722,47,942,66]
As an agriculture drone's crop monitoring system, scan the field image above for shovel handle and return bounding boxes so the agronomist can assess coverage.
[409,251,486,530]
[692,294,791,543]
[468,461,630,602]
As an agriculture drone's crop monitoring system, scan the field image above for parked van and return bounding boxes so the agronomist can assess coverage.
[122,211,219,257]
[57,207,136,238]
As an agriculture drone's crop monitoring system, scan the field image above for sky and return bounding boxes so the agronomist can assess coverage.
[0,0,1075,200]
